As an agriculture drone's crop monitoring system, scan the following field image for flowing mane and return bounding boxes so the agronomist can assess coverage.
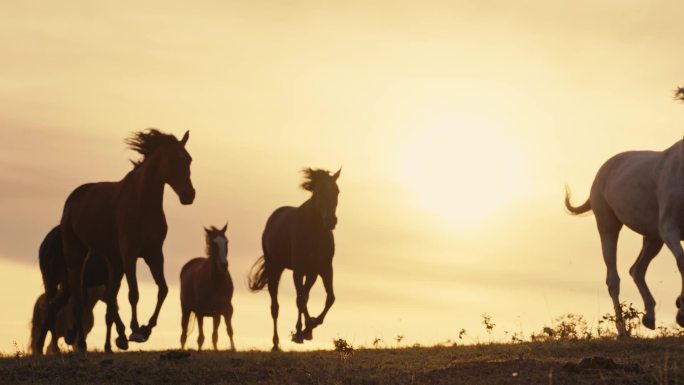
[125,129,179,167]
[300,168,334,191]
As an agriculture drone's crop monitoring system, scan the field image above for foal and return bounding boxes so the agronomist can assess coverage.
[180,224,235,351]
[30,287,104,354]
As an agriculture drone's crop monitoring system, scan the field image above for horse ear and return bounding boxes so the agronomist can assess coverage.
[181,130,190,146]
[221,222,228,233]
[204,226,210,234]
[333,167,342,180]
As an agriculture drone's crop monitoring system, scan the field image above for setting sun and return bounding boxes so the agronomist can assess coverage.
[397,117,532,226]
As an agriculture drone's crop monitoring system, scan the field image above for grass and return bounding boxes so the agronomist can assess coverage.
[1,337,683,384]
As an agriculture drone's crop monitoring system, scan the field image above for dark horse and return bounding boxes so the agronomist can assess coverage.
[32,225,117,354]
[249,168,340,351]
[35,129,195,353]
[180,223,235,351]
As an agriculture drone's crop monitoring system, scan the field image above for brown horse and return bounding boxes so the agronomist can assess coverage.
[249,168,340,351]
[35,129,195,353]
[180,224,235,351]
[30,287,105,355]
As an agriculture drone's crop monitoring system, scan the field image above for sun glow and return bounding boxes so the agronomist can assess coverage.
[398,118,532,227]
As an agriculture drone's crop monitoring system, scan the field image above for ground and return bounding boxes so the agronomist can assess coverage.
[1,338,682,384]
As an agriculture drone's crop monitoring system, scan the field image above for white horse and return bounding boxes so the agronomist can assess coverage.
[565,139,684,337]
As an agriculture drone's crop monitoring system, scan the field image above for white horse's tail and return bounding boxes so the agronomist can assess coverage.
[564,185,592,215]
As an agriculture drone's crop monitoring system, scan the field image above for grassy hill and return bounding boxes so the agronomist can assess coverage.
[1,337,682,384]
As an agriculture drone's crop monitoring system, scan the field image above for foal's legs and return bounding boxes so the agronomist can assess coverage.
[180,309,190,349]
[212,315,220,350]
[659,224,684,327]
[36,286,69,355]
[267,267,284,351]
[629,237,663,329]
[224,304,235,351]
[197,316,205,351]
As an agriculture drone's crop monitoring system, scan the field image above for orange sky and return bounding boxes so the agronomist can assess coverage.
[2,0,684,353]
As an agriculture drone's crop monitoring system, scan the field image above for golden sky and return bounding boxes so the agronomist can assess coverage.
[2,0,684,352]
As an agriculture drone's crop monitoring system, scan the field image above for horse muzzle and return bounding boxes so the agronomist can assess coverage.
[179,187,196,205]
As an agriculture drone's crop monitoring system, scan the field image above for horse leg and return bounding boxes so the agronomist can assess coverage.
[224,304,235,351]
[47,335,59,354]
[180,309,190,350]
[104,259,127,352]
[629,237,663,330]
[300,274,318,341]
[197,316,205,351]
[659,225,684,327]
[212,315,220,350]
[292,271,304,343]
[267,267,283,352]
[124,256,142,341]
[137,250,168,341]
[307,266,335,332]
[67,261,87,353]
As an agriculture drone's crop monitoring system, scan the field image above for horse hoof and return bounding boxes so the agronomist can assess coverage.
[129,332,147,343]
[302,329,313,341]
[271,345,281,352]
[104,345,113,354]
[642,315,656,330]
[291,333,304,344]
[677,311,684,328]
[116,336,129,350]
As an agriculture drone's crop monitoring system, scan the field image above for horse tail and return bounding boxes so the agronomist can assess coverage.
[29,294,47,355]
[248,255,268,292]
[564,185,592,215]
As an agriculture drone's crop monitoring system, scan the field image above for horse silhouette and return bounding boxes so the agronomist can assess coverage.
[566,139,684,336]
[35,129,195,353]
[249,168,340,351]
[180,224,235,351]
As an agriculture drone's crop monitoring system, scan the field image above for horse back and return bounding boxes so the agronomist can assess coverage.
[61,181,122,257]
[593,142,684,235]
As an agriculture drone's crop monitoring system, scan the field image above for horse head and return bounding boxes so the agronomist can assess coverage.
[205,223,229,273]
[302,167,341,230]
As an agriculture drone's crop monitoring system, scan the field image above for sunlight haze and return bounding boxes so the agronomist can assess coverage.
[2,0,684,353]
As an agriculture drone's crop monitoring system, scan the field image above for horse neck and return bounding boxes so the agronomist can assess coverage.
[129,157,165,211]
[301,197,325,231]
[205,248,227,281]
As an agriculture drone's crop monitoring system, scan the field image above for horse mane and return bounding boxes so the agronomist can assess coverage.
[125,129,179,168]
[300,168,333,191]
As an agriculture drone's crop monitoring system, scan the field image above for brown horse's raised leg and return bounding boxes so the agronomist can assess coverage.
[135,251,168,342]
[212,316,220,350]
[304,266,335,335]
[224,304,235,351]
[267,268,283,352]
[180,309,190,349]
[197,316,205,351]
